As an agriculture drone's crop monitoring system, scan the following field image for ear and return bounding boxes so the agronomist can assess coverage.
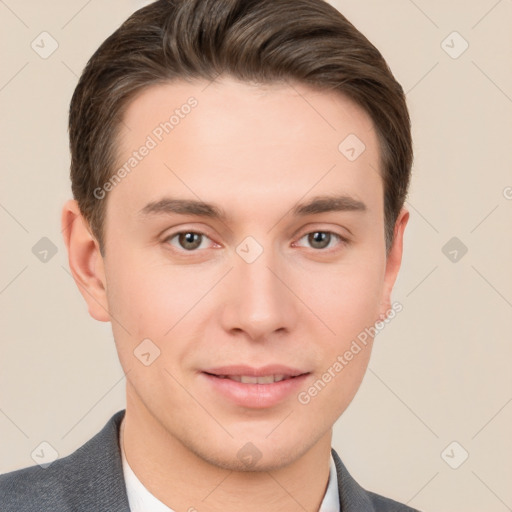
[378,208,409,320]
[61,199,110,322]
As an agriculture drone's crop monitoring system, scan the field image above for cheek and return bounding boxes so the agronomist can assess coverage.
[104,255,203,398]
[302,257,385,413]
[104,251,223,379]
[299,257,385,343]
[105,252,203,333]
[294,265,381,419]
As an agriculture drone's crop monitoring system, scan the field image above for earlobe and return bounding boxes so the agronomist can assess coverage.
[61,199,110,323]
[378,208,409,320]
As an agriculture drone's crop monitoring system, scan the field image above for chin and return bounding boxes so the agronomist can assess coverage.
[186,433,317,473]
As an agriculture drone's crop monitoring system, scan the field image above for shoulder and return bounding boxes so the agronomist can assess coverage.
[0,461,67,511]
[0,410,129,512]
[331,448,421,512]
[365,490,420,511]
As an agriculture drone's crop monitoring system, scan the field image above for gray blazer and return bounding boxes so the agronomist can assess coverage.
[0,410,419,511]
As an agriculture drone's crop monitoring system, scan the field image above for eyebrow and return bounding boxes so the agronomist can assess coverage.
[138,194,367,221]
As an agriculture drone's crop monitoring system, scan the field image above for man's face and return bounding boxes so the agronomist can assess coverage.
[94,76,406,470]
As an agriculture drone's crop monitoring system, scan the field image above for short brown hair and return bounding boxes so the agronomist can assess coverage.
[69,0,412,255]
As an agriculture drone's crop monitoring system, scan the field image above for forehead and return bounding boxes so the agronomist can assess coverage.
[119,76,378,152]
[108,76,382,224]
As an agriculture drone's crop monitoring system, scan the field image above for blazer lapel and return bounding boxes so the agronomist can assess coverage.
[63,409,131,512]
[331,448,377,511]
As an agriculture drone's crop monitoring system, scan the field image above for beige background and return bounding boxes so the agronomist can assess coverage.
[1,1,511,511]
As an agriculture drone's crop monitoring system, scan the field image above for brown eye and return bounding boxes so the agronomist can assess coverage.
[178,232,203,250]
[294,230,348,252]
[166,232,209,251]
[307,232,332,249]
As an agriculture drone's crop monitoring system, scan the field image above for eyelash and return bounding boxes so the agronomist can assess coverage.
[163,229,349,254]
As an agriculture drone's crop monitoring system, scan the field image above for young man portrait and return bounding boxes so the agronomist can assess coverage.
[1,0,418,510]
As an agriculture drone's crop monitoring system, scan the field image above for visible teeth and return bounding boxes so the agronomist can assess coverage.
[241,375,259,384]
[221,374,289,384]
[256,375,276,384]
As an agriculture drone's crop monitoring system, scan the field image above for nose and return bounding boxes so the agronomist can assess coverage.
[220,244,298,342]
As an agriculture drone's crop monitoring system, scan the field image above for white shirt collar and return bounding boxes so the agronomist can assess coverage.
[120,419,340,511]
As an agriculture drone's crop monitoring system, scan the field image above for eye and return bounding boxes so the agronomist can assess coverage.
[164,231,213,251]
[295,231,347,251]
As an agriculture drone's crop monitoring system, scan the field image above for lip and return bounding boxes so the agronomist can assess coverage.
[203,364,307,378]
[200,365,310,409]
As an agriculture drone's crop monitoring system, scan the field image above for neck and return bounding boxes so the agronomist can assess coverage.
[121,395,333,512]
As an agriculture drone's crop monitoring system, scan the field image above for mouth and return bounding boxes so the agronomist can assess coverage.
[202,364,309,383]
[200,365,311,408]
[203,373,305,384]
